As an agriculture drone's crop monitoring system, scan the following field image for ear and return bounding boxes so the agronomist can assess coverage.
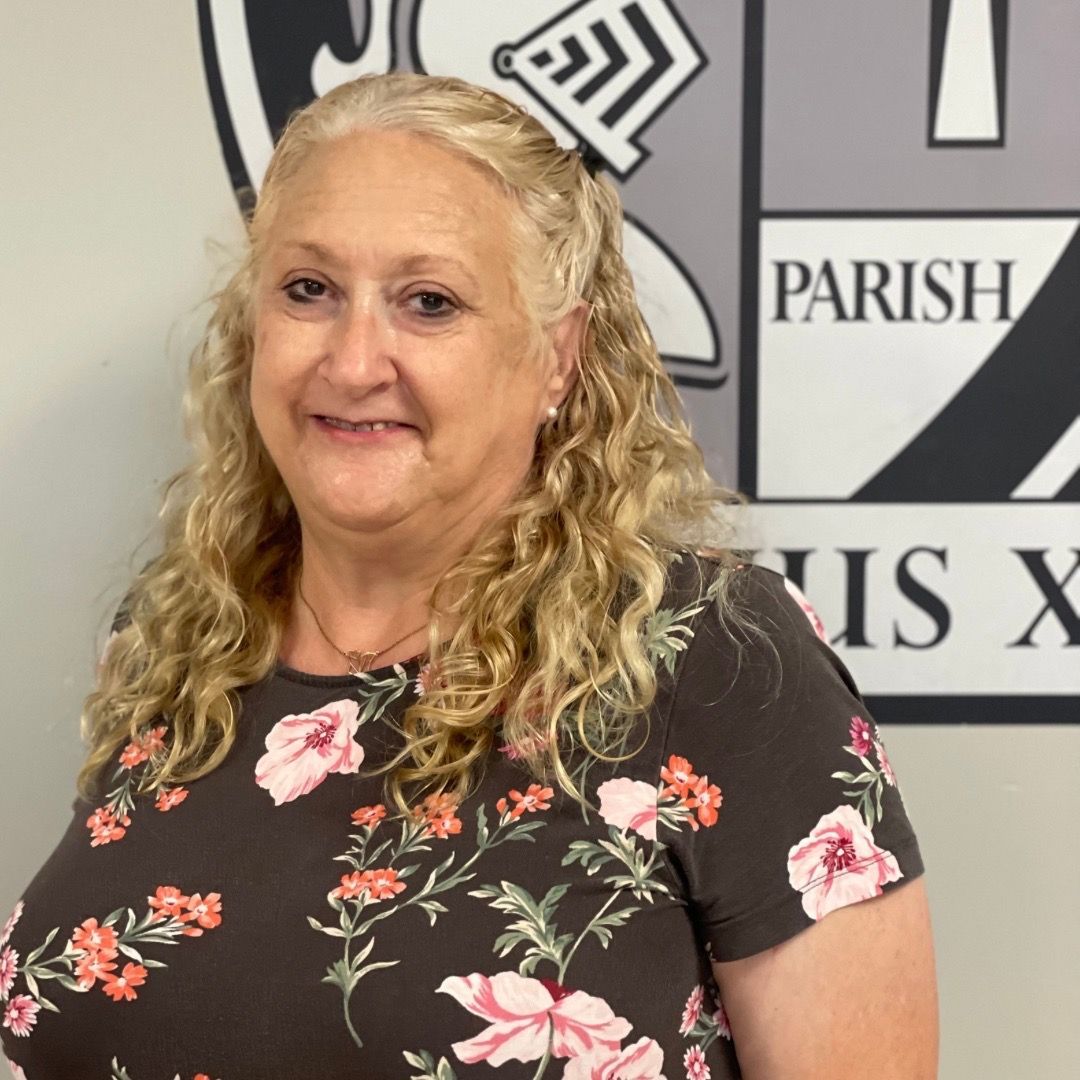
[546,298,591,405]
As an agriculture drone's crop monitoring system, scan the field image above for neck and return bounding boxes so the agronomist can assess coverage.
[279,519,473,675]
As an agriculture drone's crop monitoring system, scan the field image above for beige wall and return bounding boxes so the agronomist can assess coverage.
[1,4,1077,1077]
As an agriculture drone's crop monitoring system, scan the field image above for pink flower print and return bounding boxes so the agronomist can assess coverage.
[874,740,897,787]
[6,1056,27,1079]
[415,662,434,698]
[787,804,903,921]
[1,995,39,1038]
[597,777,658,841]
[679,984,705,1035]
[783,577,828,643]
[0,901,22,949]
[0,947,17,1002]
[564,1036,667,1079]
[849,715,873,758]
[496,732,549,761]
[254,698,365,805]
[436,971,632,1066]
[711,1000,732,1040]
[683,1044,710,1080]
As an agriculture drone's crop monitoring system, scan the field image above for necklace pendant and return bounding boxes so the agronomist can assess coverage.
[345,650,380,675]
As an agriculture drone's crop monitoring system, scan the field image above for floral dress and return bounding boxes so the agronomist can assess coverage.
[0,556,924,1080]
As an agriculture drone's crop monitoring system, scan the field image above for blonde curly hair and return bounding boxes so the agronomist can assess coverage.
[77,72,757,818]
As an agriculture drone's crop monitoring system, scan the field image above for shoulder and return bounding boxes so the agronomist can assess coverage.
[659,554,871,736]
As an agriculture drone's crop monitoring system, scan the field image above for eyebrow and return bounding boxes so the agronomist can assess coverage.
[281,240,480,289]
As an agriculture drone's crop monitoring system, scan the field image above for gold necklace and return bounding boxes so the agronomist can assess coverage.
[297,580,429,675]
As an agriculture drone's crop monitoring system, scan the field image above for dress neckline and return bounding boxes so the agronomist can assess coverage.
[272,651,426,689]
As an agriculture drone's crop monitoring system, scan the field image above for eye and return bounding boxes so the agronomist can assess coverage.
[283,278,329,304]
[408,290,457,319]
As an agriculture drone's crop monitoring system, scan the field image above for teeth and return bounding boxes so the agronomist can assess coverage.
[323,418,402,432]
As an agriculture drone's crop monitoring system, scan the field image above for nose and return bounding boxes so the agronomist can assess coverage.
[319,297,399,390]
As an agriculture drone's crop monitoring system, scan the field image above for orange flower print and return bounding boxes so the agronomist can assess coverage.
[86,806,130,847]
[363,868,407,901]
[661,754,698,798]
[656,755,722,834]
[119,742,149,769]
[495,783,555,820]
[75,950,118,990]
[412,792,462,839]
[117,724,168,770]
[330,872,367,900]
[148,886,190,923]
[179,892,223,937]
[101,961,148,1002]
[351,804,386,828]
[70,917,119,955]
[69,917,122,989]
[154,786,189,812]
[330,868,406,902]
[686,775,723,828]
[426,811,463,839]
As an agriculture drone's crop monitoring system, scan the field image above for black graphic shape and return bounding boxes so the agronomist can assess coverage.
[856,225,1080,502]
[197,0,407,203]
[598,3,673,128]
[573,21,629,103]
[490,0,706,183]
[552,35,590,84]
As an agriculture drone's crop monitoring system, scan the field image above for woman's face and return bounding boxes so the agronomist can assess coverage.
[249,128,582,544]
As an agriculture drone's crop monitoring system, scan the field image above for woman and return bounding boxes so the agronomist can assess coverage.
[1,73,936,1078]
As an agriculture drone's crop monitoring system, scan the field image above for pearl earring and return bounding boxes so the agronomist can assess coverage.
[546,406,558,420]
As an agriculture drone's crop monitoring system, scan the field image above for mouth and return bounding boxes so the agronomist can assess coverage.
[315,416,415,433]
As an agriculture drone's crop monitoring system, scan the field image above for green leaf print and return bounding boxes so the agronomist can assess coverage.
[562,826,672,902]
[403,1049,460,1080]
[313,790,552,1049]
[643,596,707,677]
[467,881,572,976]
[566,577,711,822]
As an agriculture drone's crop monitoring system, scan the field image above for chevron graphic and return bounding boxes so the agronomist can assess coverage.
[492,0,706,180]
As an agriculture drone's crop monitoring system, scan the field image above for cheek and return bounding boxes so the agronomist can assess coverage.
[250,319,304,419]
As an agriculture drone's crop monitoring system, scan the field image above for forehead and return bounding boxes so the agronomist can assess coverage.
[262,129,515,277]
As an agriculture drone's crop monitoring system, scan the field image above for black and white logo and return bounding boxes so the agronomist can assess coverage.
[199,1,1080,721]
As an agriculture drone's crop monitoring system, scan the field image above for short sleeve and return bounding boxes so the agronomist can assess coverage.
[659,563,925,962]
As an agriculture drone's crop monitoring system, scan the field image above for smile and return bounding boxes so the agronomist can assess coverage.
[317,417,411,433]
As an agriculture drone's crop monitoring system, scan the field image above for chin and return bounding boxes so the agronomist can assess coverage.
[318,496,415,534]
